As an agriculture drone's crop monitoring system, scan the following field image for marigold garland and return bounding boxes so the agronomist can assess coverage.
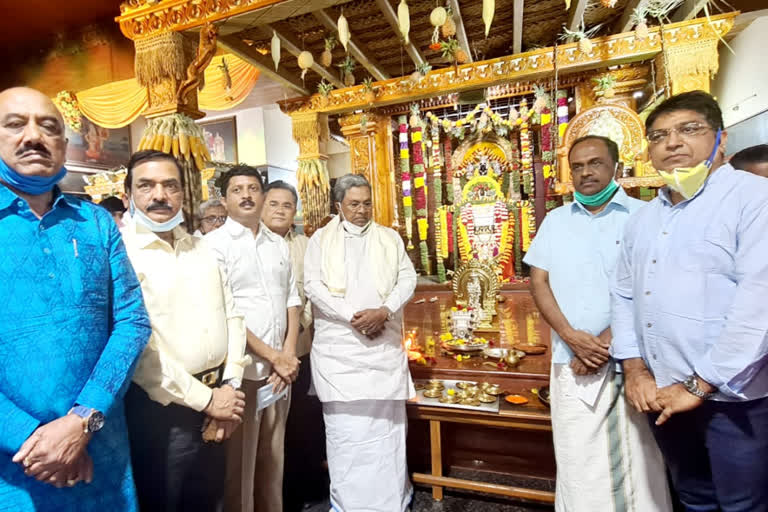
[556,90,570,141]
[519,99,534,197]
[53,91,83,133]
[430,122,447,281]
[540,106,555,195]
[399,115,414,249]
[443,137,455,204]
[512,202,523,277]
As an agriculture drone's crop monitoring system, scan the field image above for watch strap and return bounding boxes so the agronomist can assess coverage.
[684,375,716,400]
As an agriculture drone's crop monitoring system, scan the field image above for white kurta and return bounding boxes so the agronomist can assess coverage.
[304,221,416,512]
[304,223,417,402]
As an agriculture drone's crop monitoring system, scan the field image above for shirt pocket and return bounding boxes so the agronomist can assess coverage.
[69,242,110,303]
[680,236,734,274]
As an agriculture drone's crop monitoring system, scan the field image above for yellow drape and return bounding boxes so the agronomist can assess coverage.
[73,54,259,128]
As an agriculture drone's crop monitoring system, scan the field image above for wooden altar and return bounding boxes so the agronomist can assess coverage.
[404,288,555,503]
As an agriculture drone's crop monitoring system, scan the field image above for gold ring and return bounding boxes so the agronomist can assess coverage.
[67,479,77,487]
[23,458,32,468]
[361,329,368,335]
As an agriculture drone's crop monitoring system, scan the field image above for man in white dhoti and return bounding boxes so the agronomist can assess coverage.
[304,173,417,512]
[525,136,671,511]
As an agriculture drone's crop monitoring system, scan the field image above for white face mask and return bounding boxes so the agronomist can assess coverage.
[130,198,184,233]
[338,204,372,236]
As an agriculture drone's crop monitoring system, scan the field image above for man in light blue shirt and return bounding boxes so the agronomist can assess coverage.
[525,135,669,511]
[612,91,768,512]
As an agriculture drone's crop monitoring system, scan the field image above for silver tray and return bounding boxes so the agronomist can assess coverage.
[408,379,500,413]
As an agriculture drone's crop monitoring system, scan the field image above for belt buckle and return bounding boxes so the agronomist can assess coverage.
[202,369,218,387]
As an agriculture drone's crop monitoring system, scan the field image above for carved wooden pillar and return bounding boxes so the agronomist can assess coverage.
[338,113,396,227]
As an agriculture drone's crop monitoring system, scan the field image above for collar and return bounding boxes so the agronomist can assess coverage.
[131,220,191,250]
[222,216,276,242]
[571,185,631,215]
[0,183,74,212]
[657,162,731,206]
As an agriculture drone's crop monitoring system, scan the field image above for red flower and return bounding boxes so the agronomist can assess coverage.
[429,42,442,51]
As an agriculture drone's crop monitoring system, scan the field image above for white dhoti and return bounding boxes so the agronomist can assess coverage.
[550,364,672,512]
[323,400,413,512]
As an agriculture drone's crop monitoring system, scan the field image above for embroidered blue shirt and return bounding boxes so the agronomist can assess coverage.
[524,187,645,365]
[611,164,768,401]
[0,183,151,511]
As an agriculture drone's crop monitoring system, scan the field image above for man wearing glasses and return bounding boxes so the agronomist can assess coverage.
[194,198,227,237]
[525,135,670,511]
[612,91,768,511]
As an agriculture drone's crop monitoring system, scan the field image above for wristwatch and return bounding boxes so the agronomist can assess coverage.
[224,378,242,390]
[683,375,716,400]
[69,405,105,434]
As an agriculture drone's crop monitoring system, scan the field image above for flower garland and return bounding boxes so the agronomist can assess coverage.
[411,117,430,272]
[444,136,455,204]
[540,105,555,194]
[512,202,523,277]
[520,200,536,252]
[458,207,473,261]
[556,90,569,141]
[509,132,522,200]
[53,91,82,133]
[425,102,535,139]
[398,115,414,249]
[430,122,446,282]
[494,202,512,264]
[519,99,534,197]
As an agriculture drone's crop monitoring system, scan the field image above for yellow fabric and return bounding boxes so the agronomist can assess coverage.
[73,54,259,128]
[76,78,148,129]
[122,223,249,412]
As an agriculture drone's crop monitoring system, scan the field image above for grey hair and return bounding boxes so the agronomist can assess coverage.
[333,173,371,203]
[198,199,224,217]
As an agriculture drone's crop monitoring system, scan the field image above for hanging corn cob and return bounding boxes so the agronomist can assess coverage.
[136,114,210,168]
[296,158,330,229]
[398,115,414,250]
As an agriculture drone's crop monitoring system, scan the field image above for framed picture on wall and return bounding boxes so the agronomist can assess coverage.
[198,116,238,164]
[65,117,132,170]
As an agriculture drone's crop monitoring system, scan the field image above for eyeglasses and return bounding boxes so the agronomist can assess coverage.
[647,122,713,145]
[201,215,227,225]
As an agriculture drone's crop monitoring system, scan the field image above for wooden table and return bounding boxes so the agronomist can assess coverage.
[404,289,556,505]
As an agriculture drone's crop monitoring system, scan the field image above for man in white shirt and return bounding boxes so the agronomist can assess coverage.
[260,180,327,510]
[206,166,301,512]
[120,150,248,512]
[304,173,417,512]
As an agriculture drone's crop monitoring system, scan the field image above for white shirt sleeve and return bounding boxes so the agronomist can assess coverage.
[383,234,417,314]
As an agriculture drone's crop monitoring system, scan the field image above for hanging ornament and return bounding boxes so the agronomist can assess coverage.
[298,51,314,80]
[483,0,495,38]
[442,7,457,38]
[339,56,356,86]
[631,6,649,39]
[601,0,617,7]
[398,0,411,44]
[271,31,280,71]
[532,84,549,114]
[321,35,336,67]
[338,13,351,52]
[430,6,447,45]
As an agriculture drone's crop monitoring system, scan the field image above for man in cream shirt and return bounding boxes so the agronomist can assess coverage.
[206,166,301,512]
[305,173,417,512]
[120,150,249,512]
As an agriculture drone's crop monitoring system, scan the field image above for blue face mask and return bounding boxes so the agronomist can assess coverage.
[129,198,185,233]
[0,157,67,195]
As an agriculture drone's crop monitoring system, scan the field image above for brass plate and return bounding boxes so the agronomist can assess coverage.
[423,389,442,398]
[439,395,460,404]
[478,393,497,403]
[459,397,481,406]
[456,381,478,390]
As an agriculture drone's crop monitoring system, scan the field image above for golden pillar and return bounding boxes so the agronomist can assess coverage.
[291,112,331,236]
[339,113,396,228]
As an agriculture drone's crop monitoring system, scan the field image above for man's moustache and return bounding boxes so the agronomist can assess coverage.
[240,200,255,207]
[146,203,172,211]
[17,145,51,158]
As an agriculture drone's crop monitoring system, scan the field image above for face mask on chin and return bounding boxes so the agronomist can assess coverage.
[657,129,721,200]
[573,163,620,207]
[338,204,372,236]
[130,198,184,233]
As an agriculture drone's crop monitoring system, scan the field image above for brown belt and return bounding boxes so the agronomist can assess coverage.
[194,364,223,388]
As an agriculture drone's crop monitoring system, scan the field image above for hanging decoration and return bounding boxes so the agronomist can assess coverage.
[556,90,569,140]
[53,91,83,133]
[399,115,414,250]
[443,136,457,205]
[339,56,356,86]
[362,77,376,104]
[410,62,432,85]
[398,0,411,45]
[338,13,351,52]
[440,38,468,65]
[271,31,281,70]
[298,51,314,80]
[410,105,429,272]
[442,7,457,38]
[321,35,336,67]
[430,120,446,281]
[509,131,522,200]
[137,114,210,170]
[512,202,523,276]
[519,99,534,196]
[425,102,535,138]
[520,200,536,252]
[540,104,555,194]
[297,158,331,229]
[430,6,448,45]
[559,23,602,54]
[601,0,617,7]
[483,0,495,38]
[593,75,617,98]
[317,80,334,107]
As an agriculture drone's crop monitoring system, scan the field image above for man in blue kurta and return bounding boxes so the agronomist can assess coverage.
[0,87,151,511]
